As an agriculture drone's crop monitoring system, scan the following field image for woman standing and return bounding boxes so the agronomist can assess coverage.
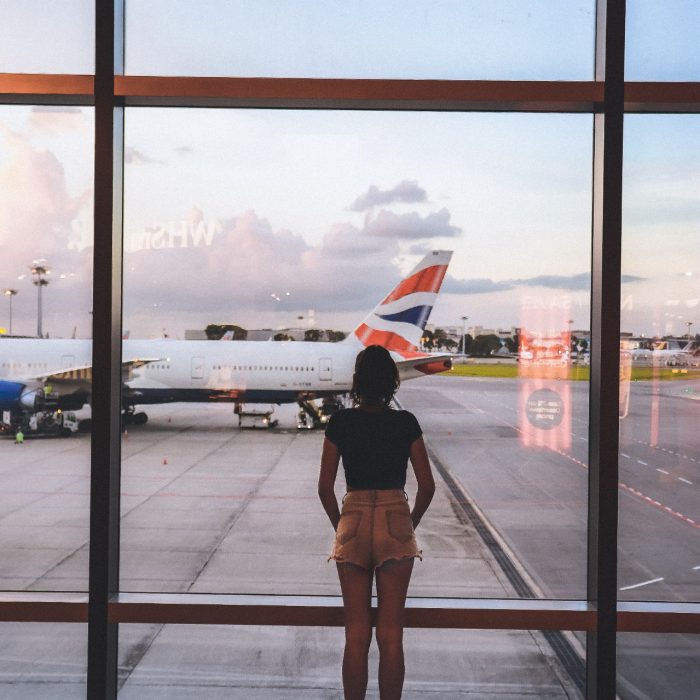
[318,345,435,700]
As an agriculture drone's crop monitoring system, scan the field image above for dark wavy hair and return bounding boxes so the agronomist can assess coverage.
[350,345,400,407]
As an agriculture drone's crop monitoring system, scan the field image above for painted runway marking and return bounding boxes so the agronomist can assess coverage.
[679,477,693,485]
[620,453,630,459]
[619,577,664,591]
[656,468,669,475]
[619,482,700,530]
[693,565,700,571]
[637,460,648,466]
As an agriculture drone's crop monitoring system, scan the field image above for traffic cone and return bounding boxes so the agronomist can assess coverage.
[162,456,168,465]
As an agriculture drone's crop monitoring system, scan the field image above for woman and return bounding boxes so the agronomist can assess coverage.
[318,344,435,700]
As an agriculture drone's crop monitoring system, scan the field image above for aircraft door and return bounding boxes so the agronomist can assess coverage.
[191,356,205,382]
[61,355,75,369]
[319,357,332,381]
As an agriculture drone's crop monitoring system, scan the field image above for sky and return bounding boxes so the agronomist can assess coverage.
[0,2,698,339]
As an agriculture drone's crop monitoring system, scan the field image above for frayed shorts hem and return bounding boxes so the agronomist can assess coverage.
[327,551,423,571]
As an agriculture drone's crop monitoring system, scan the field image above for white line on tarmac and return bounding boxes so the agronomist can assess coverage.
[637,460,648,466]
[679,477,693,485]
[693,565,700,571]
[619,577,664,591]
[656,468,669,475]
[621,453,630,459]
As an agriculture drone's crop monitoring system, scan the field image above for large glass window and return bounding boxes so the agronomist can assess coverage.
[0,623,87,697]
[119,108,592,603]
[125,0,595,80]
[0,1,94,74]
[626,0,700,81]
[0,106,94,592]
[617,633,700,699]
[620,115,700,604]
[118,624,583,697]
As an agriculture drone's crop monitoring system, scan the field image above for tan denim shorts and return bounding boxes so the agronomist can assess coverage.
[328,489,422,570]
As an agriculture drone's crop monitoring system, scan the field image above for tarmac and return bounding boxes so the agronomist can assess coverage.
[0,400,581,698]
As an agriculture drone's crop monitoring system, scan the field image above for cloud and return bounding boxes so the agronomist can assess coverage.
[350,180,427,211]
[364,207,461,239]
[444,271,646,296]
[122,209,401,320]
[124,146,164,165]
[28,106,87,134]
[0,125,93,336]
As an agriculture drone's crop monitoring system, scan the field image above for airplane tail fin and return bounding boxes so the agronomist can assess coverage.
[348,250,453,355]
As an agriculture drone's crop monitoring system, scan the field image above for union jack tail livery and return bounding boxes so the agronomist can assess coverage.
[350,250,453,357]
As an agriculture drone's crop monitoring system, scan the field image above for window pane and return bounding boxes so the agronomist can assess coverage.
[618,633,700,699]
[0,623,87,697]
[120,108,592,601]
[0,106,93,592]
[619,115,700,604]
[626,0,700,81]
[0,1,94,74]
[118,624,585,697]
[125,0,595,80]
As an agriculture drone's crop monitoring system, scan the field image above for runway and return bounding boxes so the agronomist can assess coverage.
[0,374,697,697]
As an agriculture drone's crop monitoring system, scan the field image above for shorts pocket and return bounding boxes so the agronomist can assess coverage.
[336,511,362,545]
[386,509,414,543]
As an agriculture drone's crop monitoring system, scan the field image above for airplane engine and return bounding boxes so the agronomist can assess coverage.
[416,359,453,375]
[0,380,84,412]
[0,381,37,411]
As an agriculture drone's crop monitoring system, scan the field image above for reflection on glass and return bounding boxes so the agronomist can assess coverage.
[0,623,86,697]
[626,0,700,81]
[118,624,585,697]
[119,108,591,603]
[0,106,93,591]
[0,1,94,74]
[618,633,700,699]
[125,0,595,80]
[619,115,700,614]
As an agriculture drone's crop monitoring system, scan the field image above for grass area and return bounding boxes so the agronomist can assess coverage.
[442,363,700,382]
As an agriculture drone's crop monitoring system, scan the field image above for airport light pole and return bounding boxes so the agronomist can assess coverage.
[30,260,50,338]
[461,315,469,354]
[3,288,17,335]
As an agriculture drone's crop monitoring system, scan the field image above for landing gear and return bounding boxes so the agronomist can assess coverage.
[122,407,148,427]
[296,396,345,430]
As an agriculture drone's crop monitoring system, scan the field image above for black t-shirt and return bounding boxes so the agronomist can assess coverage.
[324,408,423,490]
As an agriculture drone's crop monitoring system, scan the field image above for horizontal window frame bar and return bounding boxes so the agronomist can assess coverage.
[1,74,698,112]
[0,73,94,105]
[2,593,699,633]
[115,77,603,112]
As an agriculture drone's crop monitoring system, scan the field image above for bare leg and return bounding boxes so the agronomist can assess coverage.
[337,562,373,699]
[375,558,414,700]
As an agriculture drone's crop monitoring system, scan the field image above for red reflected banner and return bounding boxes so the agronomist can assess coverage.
[518,296,572,450]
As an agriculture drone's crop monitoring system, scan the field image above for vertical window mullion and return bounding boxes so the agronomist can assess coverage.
[87,1,124,697]
[588,1,626,698]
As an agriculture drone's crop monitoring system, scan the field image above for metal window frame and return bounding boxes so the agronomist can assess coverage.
[0,0,699,698]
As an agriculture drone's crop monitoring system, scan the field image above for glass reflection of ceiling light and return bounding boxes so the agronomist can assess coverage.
[685,271,693,277]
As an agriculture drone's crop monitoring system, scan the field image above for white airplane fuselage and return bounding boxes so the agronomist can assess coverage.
[0,338,363,406]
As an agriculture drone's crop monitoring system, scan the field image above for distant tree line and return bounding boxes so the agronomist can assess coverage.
[205,324,247,340]
[205,324,346,342]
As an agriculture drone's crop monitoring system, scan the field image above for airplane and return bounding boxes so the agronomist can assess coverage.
[630,339,695,366]
[0,250,454,434]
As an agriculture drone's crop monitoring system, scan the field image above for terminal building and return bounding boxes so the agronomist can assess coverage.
[0,3,698,699]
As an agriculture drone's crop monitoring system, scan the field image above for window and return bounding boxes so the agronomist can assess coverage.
[1,2,698,698]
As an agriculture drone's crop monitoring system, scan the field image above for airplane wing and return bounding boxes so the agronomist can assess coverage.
[395,352,454,378]
[26,358,164,385]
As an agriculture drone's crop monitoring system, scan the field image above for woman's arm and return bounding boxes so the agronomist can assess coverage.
[318,437,341,530]
[409,436,435,529]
